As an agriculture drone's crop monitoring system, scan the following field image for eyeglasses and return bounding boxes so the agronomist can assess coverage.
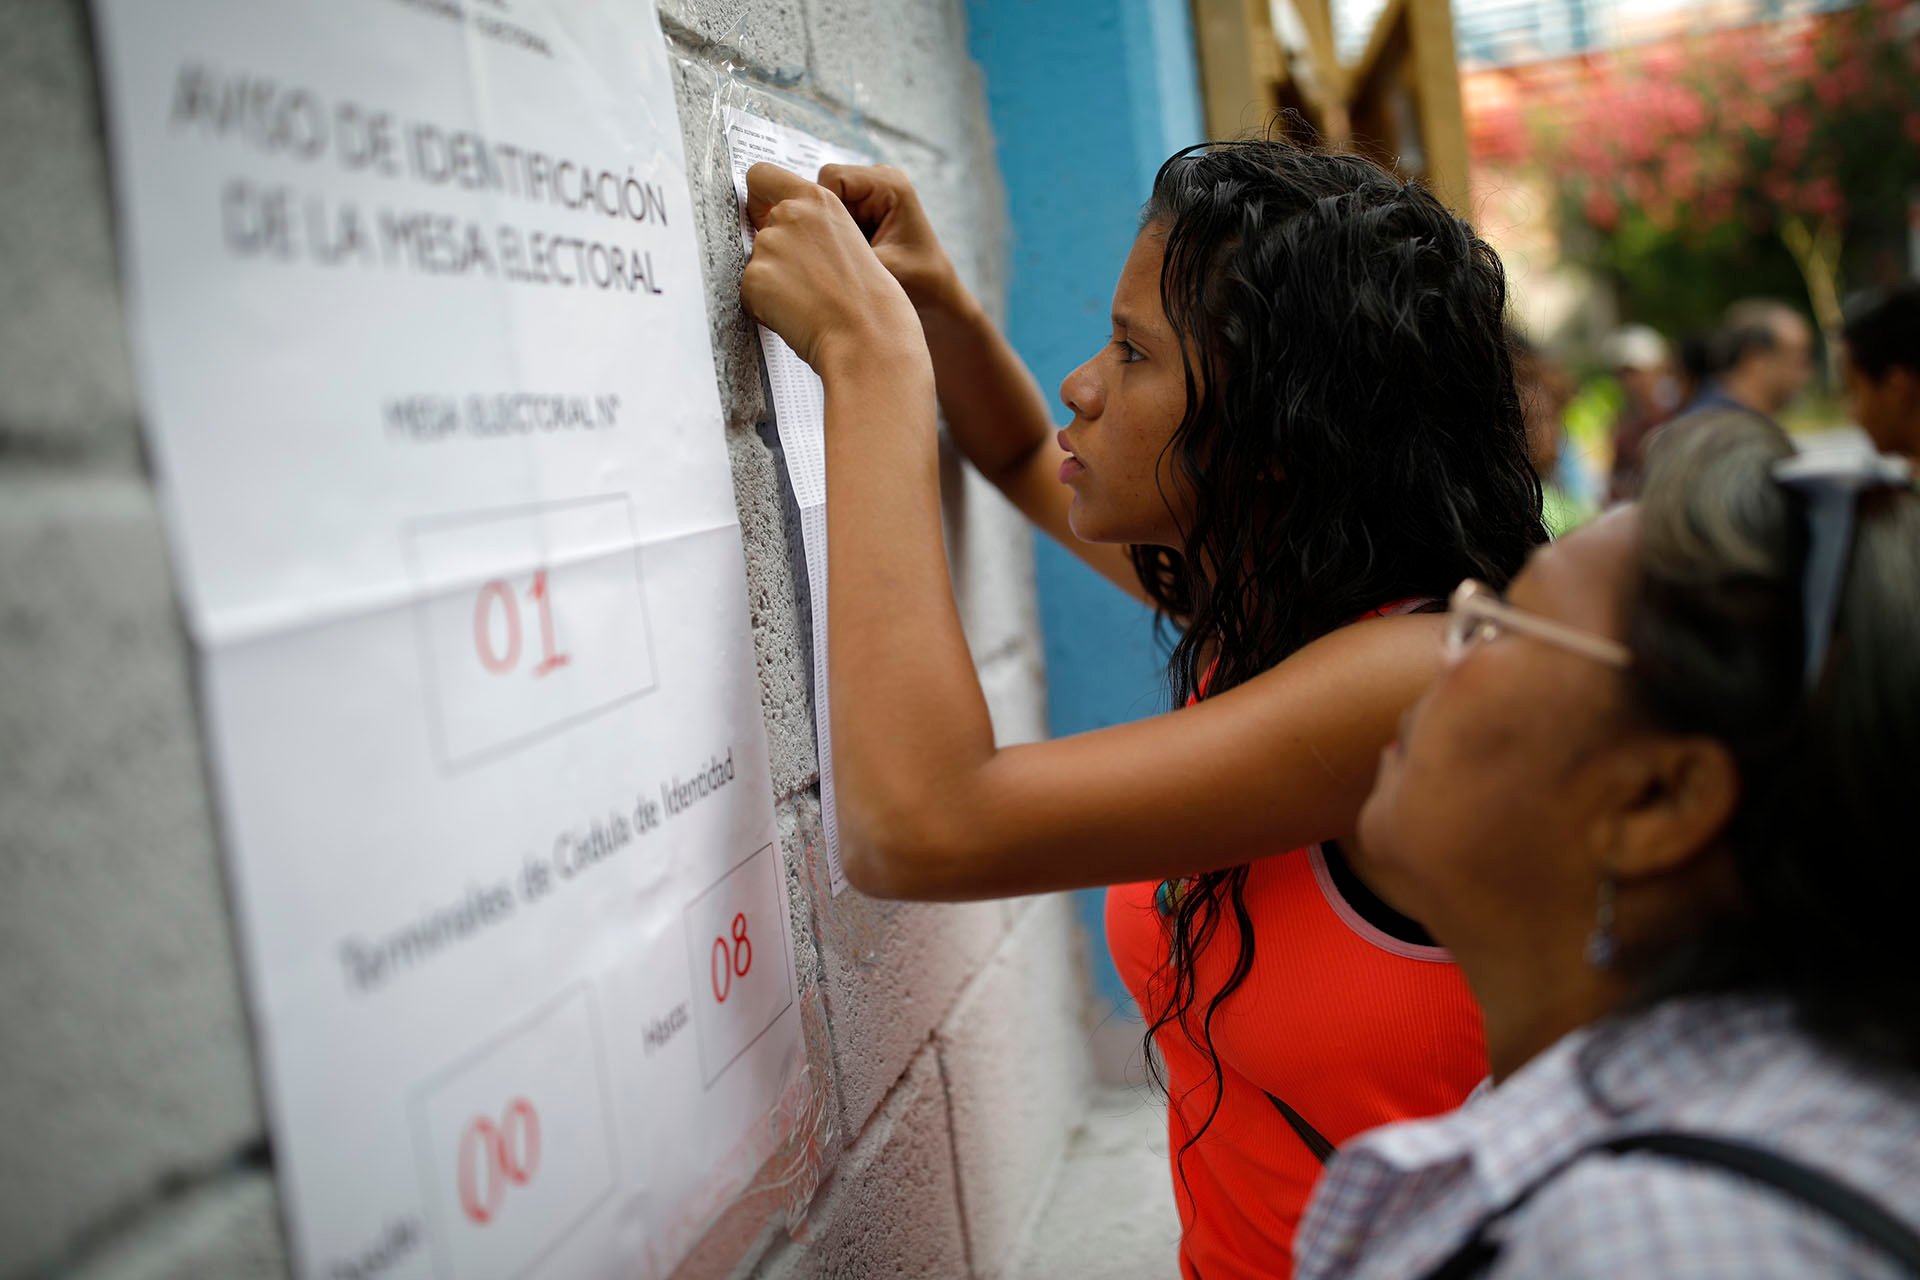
[1445,579,1632,669]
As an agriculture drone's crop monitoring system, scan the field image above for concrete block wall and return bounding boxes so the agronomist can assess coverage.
[0,1,1097,1277]
[967,0,1206,1042]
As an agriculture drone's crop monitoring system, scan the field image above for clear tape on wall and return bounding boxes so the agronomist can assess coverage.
[762,984,839,1230]
[654,0,806,89]
[645,42,901,1265]
[685,51,945,968]
[702,57,879,904]
[765,792,841,1231]
[659,13,873,206]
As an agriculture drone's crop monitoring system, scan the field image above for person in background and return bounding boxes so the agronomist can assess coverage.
[1601,324,1677,502]
[739,140,1548,1278]
[1684,297,1815,422]
[1513,337,1590,535]
[1841,282,1920,464]
[1295,411,1920,1279]
[1675,329,1723,407]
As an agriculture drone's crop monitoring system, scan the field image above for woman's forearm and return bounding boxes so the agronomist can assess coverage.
[815,334,997,893]
[917,293,1061,491]
[913,290,1145,599]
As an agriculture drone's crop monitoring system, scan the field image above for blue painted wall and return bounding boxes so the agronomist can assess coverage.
[965,0,1204,1008]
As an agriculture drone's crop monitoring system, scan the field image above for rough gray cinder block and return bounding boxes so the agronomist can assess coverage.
[754,1046,970,1279]
[64,1170,287,1280]
[671,53,771,434]
[804,0,983,159]
[938,894,1095,1278]
[870,128,1009,323]
[0,475,264,1276]
[943,465,1044,675]
[727,422,821,800]
[658,0,811,86]
[0,0,139,464]
[815,884,1008,1141]
[668,50,874,437]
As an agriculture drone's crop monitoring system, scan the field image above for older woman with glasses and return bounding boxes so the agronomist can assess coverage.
[1294,410,1920,1279]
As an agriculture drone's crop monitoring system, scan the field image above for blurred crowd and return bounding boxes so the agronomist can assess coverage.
[1514,281,1920,535]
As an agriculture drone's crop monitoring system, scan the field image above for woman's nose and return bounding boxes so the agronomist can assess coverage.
[1060,357,1102,420]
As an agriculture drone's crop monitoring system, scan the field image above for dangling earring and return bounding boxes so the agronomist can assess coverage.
[1584,874,1618,970]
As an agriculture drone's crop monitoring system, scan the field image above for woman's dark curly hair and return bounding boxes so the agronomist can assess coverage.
[1130,140,1547,1166]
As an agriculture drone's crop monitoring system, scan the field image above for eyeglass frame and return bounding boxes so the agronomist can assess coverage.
[1440,448,1911,688]
[1445,579,1632,670]
[1772,445,1914,689]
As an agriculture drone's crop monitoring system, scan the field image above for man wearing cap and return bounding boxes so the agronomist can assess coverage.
[1603,324,1678,502]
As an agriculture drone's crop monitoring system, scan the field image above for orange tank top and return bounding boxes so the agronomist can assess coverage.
[1107,612,1486,1278]
[1107,854,1484,1278]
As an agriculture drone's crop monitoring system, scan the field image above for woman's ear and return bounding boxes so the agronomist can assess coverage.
[1610,735,1741,882]
[1891,365,1920,419]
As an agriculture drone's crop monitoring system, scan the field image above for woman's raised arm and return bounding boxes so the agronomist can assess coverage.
[742,163,1445,900]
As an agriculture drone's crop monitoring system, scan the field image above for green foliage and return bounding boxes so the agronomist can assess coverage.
[1587,206,1810,336]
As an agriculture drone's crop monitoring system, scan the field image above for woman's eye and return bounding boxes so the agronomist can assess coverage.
[1112,339,1144,364]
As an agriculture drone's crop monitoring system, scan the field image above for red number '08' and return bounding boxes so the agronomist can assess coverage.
[457,1097,541,1226]
[710,912,753,1003]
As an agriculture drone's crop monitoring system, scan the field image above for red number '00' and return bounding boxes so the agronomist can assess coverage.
[457,1097,541,1226]
[710,912,754,1004]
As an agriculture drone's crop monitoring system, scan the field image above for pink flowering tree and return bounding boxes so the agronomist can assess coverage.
[1473,0,1920,364]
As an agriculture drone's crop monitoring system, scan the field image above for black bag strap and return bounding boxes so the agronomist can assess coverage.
[1422,1129,1920,1279]
[1265,1091,1336,1164]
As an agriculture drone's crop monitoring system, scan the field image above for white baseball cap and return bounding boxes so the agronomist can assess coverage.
[1602,324,1670,371]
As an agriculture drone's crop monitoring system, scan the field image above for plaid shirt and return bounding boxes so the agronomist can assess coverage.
[1296,993,1920,1279]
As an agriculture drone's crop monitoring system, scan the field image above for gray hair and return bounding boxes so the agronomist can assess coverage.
[1625,410,1920,1065]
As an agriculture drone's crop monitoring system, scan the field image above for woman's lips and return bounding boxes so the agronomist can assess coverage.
[1056,429,1084,483]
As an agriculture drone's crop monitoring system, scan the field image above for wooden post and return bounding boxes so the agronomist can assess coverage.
[1190,0,1282,138]
[1406,0,1471,212]
[1186,0,1469,209]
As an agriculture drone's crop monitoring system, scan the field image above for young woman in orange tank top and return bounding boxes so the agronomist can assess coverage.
[738,139,1546,1277]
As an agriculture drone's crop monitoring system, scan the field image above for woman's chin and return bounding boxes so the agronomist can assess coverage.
[1067,503,1168,549]
[1354,779,1398,863]
[1065,501,1113,545]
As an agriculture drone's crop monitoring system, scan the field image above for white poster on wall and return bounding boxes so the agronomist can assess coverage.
[91,2,803,1276]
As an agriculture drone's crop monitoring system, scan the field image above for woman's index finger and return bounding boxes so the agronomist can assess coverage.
[815,163,869,196]
[816,164,892,219]
[743,161,813,228]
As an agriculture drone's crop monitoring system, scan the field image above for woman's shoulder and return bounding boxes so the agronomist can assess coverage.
[1494,1138,1920,1280]
[1476,998,1920,1278]
[1233,607,1448,696]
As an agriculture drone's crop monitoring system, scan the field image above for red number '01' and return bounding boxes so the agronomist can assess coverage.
[457,1097,541,1226]
[473,570,571,678]
[710,912,754,1004]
